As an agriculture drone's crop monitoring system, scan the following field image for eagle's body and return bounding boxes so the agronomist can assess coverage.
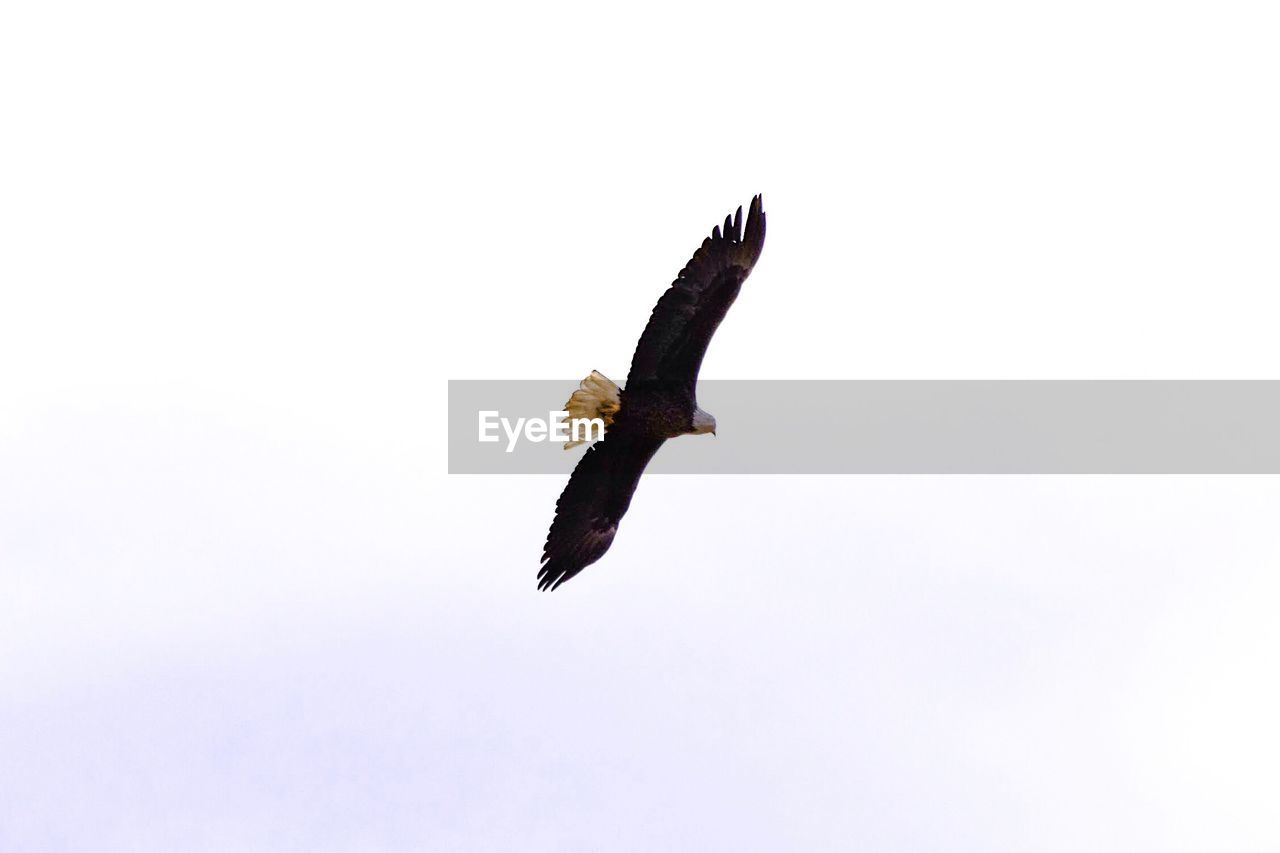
[538,196,766,590]
[615,380,715,439]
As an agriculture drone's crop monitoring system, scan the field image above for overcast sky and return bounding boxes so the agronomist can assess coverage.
[3,2,1280,851]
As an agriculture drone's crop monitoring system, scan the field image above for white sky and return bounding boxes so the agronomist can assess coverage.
[3,2,1280,851]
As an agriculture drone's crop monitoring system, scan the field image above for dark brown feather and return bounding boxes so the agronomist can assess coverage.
[538,197,766,589]
[538,424,665,590]
[627,195,765,388]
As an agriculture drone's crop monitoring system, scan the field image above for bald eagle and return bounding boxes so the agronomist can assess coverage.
[539,196,767,590]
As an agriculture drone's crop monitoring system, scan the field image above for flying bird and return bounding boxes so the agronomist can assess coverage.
[539,195,766,590]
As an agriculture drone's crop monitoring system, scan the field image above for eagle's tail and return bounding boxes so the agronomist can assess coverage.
[562,370,620,449]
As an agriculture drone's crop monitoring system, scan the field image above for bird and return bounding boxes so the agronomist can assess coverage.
[538,195,766,590]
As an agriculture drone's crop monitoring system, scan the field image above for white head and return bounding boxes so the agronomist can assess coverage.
[691,407,717,436]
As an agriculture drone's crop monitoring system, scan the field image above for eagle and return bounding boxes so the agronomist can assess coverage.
[538,195,767,590]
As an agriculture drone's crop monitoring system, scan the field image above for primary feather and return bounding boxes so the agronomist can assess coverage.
[628,195,766,388]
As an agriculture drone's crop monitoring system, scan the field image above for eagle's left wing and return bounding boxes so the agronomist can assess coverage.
[538,425,666,590]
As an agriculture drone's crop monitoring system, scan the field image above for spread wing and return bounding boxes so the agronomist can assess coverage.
[538,426,666,590]
[627,195,766,388]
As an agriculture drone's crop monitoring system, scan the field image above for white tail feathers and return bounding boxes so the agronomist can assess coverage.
[562,370,621,449]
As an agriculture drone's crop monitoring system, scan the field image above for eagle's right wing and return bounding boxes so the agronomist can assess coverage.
[626,195,766,389]
[538,426,665,590]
